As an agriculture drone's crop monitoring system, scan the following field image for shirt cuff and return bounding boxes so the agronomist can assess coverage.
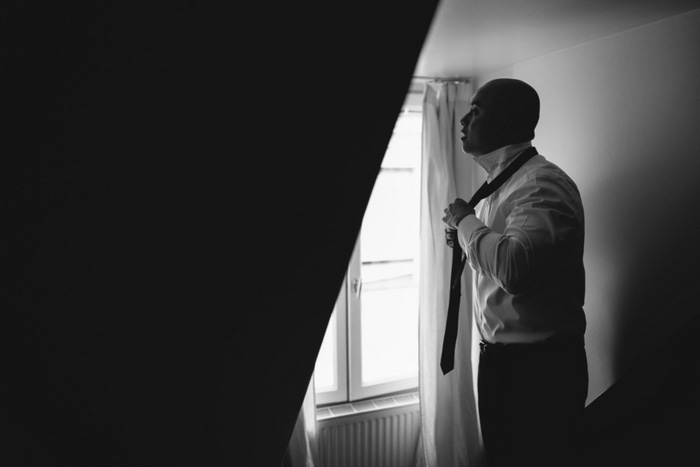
[456,214,485,250]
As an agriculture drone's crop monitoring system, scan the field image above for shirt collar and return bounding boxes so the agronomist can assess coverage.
[473,141,533,182]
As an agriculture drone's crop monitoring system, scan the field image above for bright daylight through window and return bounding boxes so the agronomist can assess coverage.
[314,100,421,405]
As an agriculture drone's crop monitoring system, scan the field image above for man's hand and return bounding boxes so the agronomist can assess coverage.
[442,198,475,229]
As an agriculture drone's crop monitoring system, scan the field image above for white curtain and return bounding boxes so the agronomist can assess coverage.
[415,81,485,467]
[283,377,317,467]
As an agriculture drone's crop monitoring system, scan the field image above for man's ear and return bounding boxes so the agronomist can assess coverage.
[499,114,516,142]
[500,111,531,145]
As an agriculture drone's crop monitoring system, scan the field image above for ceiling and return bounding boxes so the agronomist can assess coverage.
[414,0,700,79]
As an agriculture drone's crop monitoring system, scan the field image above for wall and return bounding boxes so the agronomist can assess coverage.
[475,9,700,403]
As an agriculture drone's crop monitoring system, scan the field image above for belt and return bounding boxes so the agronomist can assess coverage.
[479,335,584,352]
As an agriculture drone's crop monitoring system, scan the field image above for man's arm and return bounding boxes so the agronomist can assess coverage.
[455,175,582,294]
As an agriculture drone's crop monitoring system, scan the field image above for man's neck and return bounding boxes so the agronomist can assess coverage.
[473,141,533,181]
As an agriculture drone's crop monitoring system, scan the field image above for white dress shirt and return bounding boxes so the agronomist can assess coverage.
[457,142,586,344]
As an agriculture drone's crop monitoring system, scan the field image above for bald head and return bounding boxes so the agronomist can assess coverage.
[475,79,540,142]
[461,79,540,155]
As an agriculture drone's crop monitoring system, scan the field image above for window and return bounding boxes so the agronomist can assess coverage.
[314,93,422,405]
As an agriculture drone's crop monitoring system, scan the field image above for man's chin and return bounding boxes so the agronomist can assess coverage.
[461,144,479,156]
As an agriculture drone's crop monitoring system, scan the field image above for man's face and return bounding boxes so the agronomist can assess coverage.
[460,86,505,156]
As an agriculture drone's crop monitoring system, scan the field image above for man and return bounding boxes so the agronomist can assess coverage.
[442,79,588,467]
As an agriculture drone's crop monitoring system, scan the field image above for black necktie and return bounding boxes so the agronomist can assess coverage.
[440,147,538,375]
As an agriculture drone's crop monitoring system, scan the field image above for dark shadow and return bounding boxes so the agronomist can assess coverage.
[2,2,439,466]
[575,144,700,466]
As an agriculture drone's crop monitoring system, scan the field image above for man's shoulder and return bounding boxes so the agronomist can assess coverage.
[527,155,578,186]
[508,154,582,201]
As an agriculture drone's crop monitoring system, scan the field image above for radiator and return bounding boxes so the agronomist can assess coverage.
[316,393,420,467]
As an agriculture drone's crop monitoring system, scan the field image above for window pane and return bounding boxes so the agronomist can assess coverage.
[314,308,337,393]
[357,110,421,389]
[381,112,421,169]
[360,170,419,263]
[360,262,418,386]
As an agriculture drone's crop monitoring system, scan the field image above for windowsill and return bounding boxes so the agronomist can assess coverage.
[316,390,419,421]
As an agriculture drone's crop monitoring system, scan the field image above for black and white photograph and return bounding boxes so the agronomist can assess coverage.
[5,1,700,466]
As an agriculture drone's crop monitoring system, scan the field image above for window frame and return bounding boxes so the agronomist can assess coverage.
[315,94,423,406]
[314,280,349,406]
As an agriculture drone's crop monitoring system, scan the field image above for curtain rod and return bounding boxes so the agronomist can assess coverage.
[412,75,470,83]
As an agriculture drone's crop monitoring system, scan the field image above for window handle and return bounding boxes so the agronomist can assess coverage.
[352,277,362,298]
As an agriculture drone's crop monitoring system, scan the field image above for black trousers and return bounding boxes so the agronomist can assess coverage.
[478,339,588,467]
